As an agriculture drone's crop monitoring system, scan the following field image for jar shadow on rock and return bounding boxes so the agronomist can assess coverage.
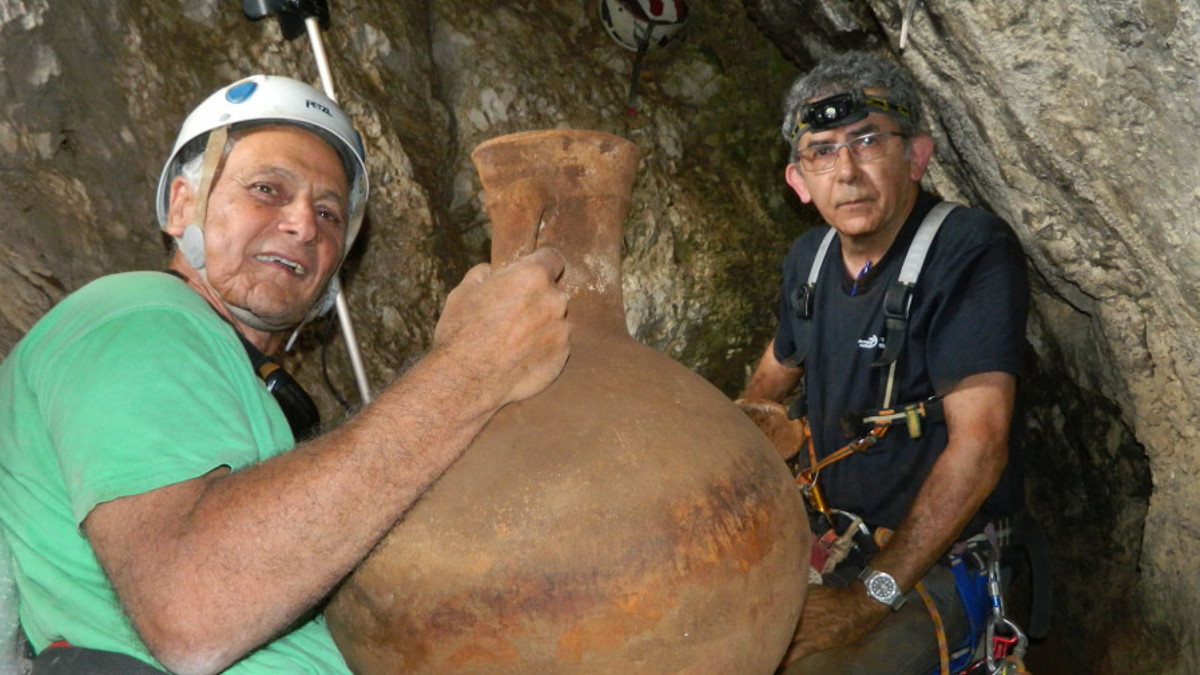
[326,128,810,674]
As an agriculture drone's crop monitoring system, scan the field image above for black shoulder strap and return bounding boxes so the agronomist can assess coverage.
[235,332,322,441]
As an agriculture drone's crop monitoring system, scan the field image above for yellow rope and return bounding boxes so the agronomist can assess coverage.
[915,580,950,675]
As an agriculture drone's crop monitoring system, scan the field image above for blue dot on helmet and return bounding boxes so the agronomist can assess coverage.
[225,81,258,104]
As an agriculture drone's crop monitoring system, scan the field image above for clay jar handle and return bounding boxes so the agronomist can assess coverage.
[471,129,641,267]
[484,177,558,267]
[471,129,642,334]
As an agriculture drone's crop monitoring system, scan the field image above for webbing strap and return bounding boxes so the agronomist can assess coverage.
[871,201,960,369]
[807,228,839,288]
[786,228,838,367]
[791,227,838,322]
[900,202,958,285]
[191,126,229,231]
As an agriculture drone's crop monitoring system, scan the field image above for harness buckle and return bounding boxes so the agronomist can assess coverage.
[904,405,922,438]
[792,282,816,319]
[841,398,943,439]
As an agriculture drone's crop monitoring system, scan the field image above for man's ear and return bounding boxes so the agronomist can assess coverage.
[785,163,813,204]
[165,176,196,237]
[908,134,935,182]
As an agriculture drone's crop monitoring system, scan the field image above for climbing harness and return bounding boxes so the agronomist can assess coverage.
[790,200,958,428]
[599,0,689,115]
[241,0,374,405]
[791,202,959,525]
[788,201,955,376]
[795,425,887,524]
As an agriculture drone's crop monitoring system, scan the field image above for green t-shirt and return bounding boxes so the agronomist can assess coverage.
[0,272,351,674]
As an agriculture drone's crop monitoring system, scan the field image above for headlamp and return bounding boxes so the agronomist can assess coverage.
[791,90,911,143]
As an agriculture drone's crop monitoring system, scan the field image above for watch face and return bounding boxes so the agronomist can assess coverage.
[867,573,897,600]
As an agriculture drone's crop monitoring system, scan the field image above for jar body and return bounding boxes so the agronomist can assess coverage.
[326,130,808,674]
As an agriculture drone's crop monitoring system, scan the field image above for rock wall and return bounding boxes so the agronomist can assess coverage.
[1,0,1196,672]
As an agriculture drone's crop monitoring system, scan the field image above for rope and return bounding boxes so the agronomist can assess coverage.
[915,581,950,675]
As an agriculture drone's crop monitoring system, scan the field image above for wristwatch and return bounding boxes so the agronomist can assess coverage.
[859,566,907,610]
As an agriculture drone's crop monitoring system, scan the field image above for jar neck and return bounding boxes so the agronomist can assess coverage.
[475,130,642,338]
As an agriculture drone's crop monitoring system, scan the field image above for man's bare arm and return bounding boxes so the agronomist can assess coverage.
[741,340,803,402]
[870,370,1015,589]
[84,249,570,675]
[781,370,1015,664]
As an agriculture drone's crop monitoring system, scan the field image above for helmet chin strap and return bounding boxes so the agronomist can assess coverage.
[174,125,228,271]
[228,303,298,333]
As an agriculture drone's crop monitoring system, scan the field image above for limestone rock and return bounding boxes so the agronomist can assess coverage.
[2,0,1197,671]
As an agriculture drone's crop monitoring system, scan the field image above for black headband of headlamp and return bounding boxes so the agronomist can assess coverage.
[790,90,911,143]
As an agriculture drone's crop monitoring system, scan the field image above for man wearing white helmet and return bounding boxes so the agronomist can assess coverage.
[0,75,570,674]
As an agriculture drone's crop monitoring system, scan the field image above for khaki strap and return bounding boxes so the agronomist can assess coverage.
[191,126,229,230]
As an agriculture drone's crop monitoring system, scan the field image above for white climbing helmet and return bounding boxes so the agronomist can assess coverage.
[155,74,369,252]
[599,0,689,52]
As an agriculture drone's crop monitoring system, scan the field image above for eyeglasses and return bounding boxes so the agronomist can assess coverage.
[796,132,907,174]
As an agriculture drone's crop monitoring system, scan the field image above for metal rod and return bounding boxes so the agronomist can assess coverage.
[334,283,372,405]
[306,16,336,98]
[900,0,920,50]
[304,15,373,405]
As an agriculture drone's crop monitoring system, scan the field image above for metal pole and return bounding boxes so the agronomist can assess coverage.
[304,15,373,405]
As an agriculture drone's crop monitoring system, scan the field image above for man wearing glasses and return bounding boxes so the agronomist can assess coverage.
[739,51,1030,673]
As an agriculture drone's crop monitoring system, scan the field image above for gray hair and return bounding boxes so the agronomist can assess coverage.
[780,51,924,161]
[177,151,205,191]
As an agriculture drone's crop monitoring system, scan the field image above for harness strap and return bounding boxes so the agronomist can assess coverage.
[787,228,838,367]
[788,201,961,413]
[872,201,959,370]
[34,642,163,674]
[796,425,888,521]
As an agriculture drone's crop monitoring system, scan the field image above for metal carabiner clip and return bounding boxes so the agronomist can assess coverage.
[985,616,1029,673]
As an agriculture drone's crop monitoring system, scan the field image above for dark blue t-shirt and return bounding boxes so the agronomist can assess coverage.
[774,192,1030,532]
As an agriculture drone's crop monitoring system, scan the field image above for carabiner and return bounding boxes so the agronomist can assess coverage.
[985,616,1028,672]
[987,551,1006,624]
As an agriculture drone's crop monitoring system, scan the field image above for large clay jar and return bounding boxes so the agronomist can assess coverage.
[326,129,809,674]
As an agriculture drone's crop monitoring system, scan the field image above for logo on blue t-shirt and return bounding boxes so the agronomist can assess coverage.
[858,334,886,350]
